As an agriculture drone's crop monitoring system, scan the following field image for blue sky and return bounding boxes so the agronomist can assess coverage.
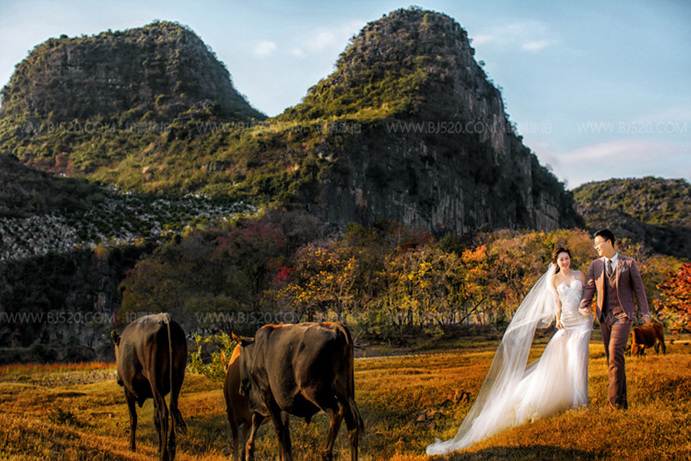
[0,0,689,188]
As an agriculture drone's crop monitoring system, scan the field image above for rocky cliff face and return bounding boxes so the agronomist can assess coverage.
[0,9,580,238]
[0,21,264,123]
[293,8,581,234]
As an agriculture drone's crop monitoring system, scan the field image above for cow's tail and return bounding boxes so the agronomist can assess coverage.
[165,313,175,444]
[164,314,187,437]
[336,322,364,435]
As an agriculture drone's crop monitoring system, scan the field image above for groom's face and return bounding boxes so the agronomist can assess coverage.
[593,237,612,257]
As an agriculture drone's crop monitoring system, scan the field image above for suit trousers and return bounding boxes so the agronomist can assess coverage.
[600,311,632,409]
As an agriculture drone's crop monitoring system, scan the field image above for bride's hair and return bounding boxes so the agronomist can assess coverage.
[551,247,571,273]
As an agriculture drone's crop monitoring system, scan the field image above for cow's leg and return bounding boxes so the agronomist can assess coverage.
[227,411,239,461]
[343,397,363,461]
[167,366,186,460]
[125,390,138,452]
[151,389,170,460]
[322,405,344,461]
[170,363,187,435]
[153,402,163,458]
[240,421,249,461]
[269,405,291,461]
[244,412,263,461]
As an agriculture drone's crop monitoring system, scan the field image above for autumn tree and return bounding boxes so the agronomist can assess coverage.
[658,263,691,332]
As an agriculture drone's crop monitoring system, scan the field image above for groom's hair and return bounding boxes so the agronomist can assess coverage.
[594,229,616,246]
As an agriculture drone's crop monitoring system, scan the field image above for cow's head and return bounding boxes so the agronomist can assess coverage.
[232,332,255,397]
[631,343,644,356]
[110,330,120,353]
[110,330,124,385]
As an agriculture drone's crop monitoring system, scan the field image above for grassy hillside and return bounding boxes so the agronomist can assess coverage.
[1,337,689,459]
[0,153,250,261]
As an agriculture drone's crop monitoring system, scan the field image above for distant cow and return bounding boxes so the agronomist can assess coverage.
[111,313,188,461]
[631,321,666,356]
[235,322,364,461]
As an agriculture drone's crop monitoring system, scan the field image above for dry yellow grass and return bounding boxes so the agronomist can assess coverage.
[1,335,689,460]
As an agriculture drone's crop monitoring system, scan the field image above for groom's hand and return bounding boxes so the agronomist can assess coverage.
[579,307,591,317]
[642,314,652,325]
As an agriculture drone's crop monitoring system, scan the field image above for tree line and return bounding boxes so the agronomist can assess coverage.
[119,211,689,339]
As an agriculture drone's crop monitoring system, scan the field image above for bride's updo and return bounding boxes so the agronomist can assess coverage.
[552,247,571,273]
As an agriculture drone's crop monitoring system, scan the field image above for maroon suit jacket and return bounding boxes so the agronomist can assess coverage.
[579,254,650,320]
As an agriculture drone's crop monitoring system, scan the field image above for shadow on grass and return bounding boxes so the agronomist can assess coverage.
[443,445,600,460]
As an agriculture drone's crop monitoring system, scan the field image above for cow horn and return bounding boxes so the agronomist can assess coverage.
[110,330,120,345]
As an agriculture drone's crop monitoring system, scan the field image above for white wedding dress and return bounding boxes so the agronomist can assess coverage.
[427,265,592,455]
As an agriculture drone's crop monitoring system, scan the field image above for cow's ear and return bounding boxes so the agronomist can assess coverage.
[110,330,120,346]
[232,332,254,347]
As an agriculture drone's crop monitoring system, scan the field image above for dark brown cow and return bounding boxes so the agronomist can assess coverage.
[111,313,188,460]
[631,321,667,356]
[235,322,364,461]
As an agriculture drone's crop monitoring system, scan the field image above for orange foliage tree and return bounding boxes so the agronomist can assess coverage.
[658,263,691,332]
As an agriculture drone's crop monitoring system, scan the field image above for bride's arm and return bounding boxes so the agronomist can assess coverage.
[553,278,564,329]
[577,270,586,285]
[579,264,596,316]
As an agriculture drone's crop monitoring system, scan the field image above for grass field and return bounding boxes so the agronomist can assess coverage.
[1,334,689,460]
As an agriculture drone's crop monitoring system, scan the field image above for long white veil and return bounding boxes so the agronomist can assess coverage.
[426,263,559,455]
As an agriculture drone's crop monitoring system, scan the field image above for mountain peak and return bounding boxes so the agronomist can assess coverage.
[0,20,264,123]
[283,7,495,121]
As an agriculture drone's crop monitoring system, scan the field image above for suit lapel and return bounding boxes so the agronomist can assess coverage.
[597,257,607,293]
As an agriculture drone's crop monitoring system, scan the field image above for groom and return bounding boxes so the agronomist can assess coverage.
[579,229,651,410]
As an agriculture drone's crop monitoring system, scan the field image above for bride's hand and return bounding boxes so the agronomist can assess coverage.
[556,319,564,330]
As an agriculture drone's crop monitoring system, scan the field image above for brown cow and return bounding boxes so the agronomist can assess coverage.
[235,322,364,461]
[222,345,253,461]
[631,321,666,356]
[111,313,187,460]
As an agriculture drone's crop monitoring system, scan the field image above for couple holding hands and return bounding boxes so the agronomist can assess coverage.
[428,229,651,454]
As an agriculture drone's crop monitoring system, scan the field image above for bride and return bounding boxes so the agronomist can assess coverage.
[427,247,593,455]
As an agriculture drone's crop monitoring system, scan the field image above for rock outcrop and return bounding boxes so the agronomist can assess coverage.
[289,8,581,233]
[0,21,264,123]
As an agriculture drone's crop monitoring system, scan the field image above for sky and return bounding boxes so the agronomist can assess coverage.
[0,0,689,189]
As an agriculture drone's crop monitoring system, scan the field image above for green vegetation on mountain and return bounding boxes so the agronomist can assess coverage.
[1,8,578,241]
[0,154,250,261]
[281,8,491,122]
[0,154,104,218]
[573,177,690,258]
[0,21,263,123]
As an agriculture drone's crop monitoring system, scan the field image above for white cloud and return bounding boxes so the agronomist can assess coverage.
[522,40,551,52]
[471,34,495,46]
[547,140,690,188]
[301,20,364,55]
[290,47,306,58]
[306,28,339,52]
[471,21,556,52]
[253,40,276,58]
[633,104,691,124]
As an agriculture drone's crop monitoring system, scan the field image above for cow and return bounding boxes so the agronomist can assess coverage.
[111,313,188,461]
[234,322,364,461]
[221,345,253,461]
[631,321,666,356]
